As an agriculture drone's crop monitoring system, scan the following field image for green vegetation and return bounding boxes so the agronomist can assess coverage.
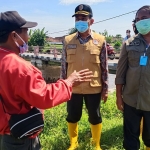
[52,44,63,49]
[40,92,145,150]
[39,45,62,53]
[99,30,123,52]
[28,44,62,53]
[68,28,77,35]
[114,41,122,52]
[28,28,48,46]
[106,36,112,44]
[48,61,61,66]
[28,28,123,53]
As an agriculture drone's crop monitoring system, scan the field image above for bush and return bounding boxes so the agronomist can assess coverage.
[28,28,48,46]
[106,37,112,44]
[114,41,122,52]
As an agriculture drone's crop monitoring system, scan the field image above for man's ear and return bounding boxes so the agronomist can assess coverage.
[90,18,94,25]
[10,31,17,41]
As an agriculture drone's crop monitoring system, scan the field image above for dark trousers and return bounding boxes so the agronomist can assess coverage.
[0,135,2,150]
[123,103,150,150]
[0,135,41,150]
[66,93,102,125]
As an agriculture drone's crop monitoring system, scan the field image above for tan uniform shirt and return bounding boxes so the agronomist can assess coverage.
[115,34,150,111]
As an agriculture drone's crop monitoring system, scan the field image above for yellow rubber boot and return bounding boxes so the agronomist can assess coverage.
[90,123,102,150]
[67,122,78,150]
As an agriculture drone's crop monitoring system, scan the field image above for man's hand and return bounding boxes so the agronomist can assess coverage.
[116,95,124,112]
[116,84,124,112]
[101,91,108,103]
[67,69,93,87]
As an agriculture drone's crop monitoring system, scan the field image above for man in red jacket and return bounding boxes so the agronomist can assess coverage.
[0,11,93,150]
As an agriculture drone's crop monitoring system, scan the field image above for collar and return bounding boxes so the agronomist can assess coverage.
[135,34,150,45]
[75,30,94,39]
[135,33,143,39]
[0,47,10,53]
[0,47,15,54]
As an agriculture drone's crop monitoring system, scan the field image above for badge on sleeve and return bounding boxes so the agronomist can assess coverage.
[140,56,148,66]
[93,39,99,45]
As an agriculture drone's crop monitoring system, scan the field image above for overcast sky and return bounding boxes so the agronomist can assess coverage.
[1,0,149,38]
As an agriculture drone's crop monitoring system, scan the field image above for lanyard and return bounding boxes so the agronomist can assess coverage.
[144,45,150,56]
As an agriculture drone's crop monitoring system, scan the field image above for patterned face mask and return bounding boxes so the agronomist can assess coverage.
[14,33,28,53]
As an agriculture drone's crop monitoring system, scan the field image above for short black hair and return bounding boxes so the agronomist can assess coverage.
[136,5,150,16]
[89,15,92,19]
[0,28,22,44]
[126,29,130,33]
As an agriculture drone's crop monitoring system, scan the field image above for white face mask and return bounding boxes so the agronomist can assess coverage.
[126,33,130,36]
[14,33,28,53]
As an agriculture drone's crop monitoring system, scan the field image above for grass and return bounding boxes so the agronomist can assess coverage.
[40,92,145,150]
[43,45,63,52]
[51,44,63,49]
[28,45,63,53]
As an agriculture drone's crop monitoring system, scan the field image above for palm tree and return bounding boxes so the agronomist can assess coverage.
[28,28,48,46]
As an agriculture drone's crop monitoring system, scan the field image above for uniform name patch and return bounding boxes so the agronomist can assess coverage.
[67,44,77,49]
[129,41,140,46]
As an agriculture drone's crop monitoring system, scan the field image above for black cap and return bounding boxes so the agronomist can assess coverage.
[72,4,93,17]
[0,11,37,36]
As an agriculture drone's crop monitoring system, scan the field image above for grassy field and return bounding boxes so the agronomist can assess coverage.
[28,45,63,53]
[52,44,63,49]
[40,92,145,150]
[47,44,63,50]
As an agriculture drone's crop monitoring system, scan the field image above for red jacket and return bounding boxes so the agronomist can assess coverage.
[0,47,72,135]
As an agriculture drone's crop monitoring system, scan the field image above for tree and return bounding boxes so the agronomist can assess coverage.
[68,28,77,35]
[115,34,122,39]
[28,28,48,46]
[99,29,108,37]
[106,36,112,43]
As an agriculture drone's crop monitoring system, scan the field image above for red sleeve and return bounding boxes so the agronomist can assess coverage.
[0,102,9,134]
[17,67,72,109]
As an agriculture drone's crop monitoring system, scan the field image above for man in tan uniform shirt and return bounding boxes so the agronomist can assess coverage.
[61,4,108,150]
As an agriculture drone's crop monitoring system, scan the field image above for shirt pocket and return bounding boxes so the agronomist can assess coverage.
[90,50,100,63]
[90,77,101,87]
[66,49,76,63]
[128,50,142,67]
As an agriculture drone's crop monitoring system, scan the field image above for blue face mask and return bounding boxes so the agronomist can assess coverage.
[136,18,150,35]
[14,33,28,53]
[75,21,89,33]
